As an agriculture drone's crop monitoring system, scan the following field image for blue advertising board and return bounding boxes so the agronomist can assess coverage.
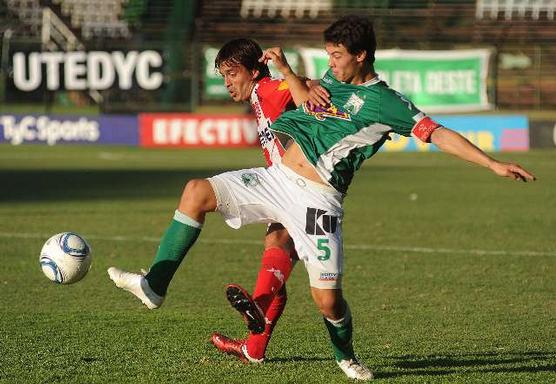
[0,114,138,146]
[382,115,529,152]
[0,113,529,152]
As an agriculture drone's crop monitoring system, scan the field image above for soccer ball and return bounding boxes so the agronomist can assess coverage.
[39,232,92,284]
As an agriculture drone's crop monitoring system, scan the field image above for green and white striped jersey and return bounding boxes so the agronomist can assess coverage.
[271,69,439,193]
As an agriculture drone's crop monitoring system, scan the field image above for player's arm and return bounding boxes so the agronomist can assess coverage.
[430,127,536,182]
[380,87,535,182]
[260,47,309,106]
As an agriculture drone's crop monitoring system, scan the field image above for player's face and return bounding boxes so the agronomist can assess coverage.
[219,62,258,102]
[325,43,362,84]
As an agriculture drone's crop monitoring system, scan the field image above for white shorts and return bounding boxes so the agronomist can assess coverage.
[208,164,344,289]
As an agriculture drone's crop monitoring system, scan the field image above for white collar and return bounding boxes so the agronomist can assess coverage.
[358,75,381,87]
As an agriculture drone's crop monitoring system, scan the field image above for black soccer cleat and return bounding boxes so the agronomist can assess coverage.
[226,284,265,334]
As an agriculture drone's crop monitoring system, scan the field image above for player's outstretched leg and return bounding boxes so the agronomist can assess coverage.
[226,284,266,334]
[107,267,164,309]
[108,179,216,308]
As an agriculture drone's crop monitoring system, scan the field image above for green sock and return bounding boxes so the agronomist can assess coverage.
[145,210,202,296]
[323,301,355,362]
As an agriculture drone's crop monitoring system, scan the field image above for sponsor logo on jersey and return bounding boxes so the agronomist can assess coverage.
[319,272,338,281]
[305,207,338,235]
[343,93,365,115]
[303,102,351,122]
[250,84,286,165]
[258,123,275,147]
[241,173,260,187]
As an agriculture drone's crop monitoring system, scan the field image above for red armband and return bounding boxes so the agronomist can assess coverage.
[411,116,441,143]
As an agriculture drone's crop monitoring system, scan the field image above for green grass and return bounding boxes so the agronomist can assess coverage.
[0,144,555,383]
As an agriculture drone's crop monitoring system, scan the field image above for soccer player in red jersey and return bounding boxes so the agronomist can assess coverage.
[209,38,304,363]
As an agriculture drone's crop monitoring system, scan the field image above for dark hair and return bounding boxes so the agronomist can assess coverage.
[324,16,376,64]
[215,38,270,80]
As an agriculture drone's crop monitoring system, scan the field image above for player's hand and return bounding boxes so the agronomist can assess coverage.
[307,84,330,107]
[489,161,536,182]
[259,47,292,76]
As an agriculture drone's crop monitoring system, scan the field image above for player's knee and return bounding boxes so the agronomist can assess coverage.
[264,224,293,251]
[264,232,290,250]
[179,179,216,213]
[319,299,342,319]
[313,289,344,320]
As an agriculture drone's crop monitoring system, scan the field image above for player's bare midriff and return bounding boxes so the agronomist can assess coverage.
[281,141,328,186]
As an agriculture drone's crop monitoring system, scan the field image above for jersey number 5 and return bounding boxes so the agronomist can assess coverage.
[317,238,331,261]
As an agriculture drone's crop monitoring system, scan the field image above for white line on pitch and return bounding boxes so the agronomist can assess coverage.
[0,231,554,257]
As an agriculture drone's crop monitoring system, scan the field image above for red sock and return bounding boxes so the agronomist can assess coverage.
[252,247,293,314]
[244,248,292,360]
[245,286,287,359]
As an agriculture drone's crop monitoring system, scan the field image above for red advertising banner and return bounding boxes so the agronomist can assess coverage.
[139,113,259,147]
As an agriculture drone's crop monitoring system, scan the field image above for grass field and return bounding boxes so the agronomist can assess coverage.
[1,144,555,383]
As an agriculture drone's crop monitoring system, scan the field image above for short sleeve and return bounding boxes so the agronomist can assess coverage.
[378,87,441,142]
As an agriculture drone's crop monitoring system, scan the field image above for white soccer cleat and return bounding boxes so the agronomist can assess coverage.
[107,267,164,310]
[337,358,374,381]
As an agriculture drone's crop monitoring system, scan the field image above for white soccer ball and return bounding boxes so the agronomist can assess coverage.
[39,232,92,284]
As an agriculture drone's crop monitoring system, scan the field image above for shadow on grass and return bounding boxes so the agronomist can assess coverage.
[1,164,438,204]
[268,356,332,363]
[0,169,228,202]
[377,351,556,378]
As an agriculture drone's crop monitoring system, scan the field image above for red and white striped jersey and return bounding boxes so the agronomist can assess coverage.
[249,77,295,166]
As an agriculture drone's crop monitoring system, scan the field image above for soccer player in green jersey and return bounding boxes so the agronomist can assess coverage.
[108,15,535,380]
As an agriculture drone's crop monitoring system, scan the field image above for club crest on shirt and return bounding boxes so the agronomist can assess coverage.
[241,173,260,187]
[343,93,365,115]
[303,102,351,122]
